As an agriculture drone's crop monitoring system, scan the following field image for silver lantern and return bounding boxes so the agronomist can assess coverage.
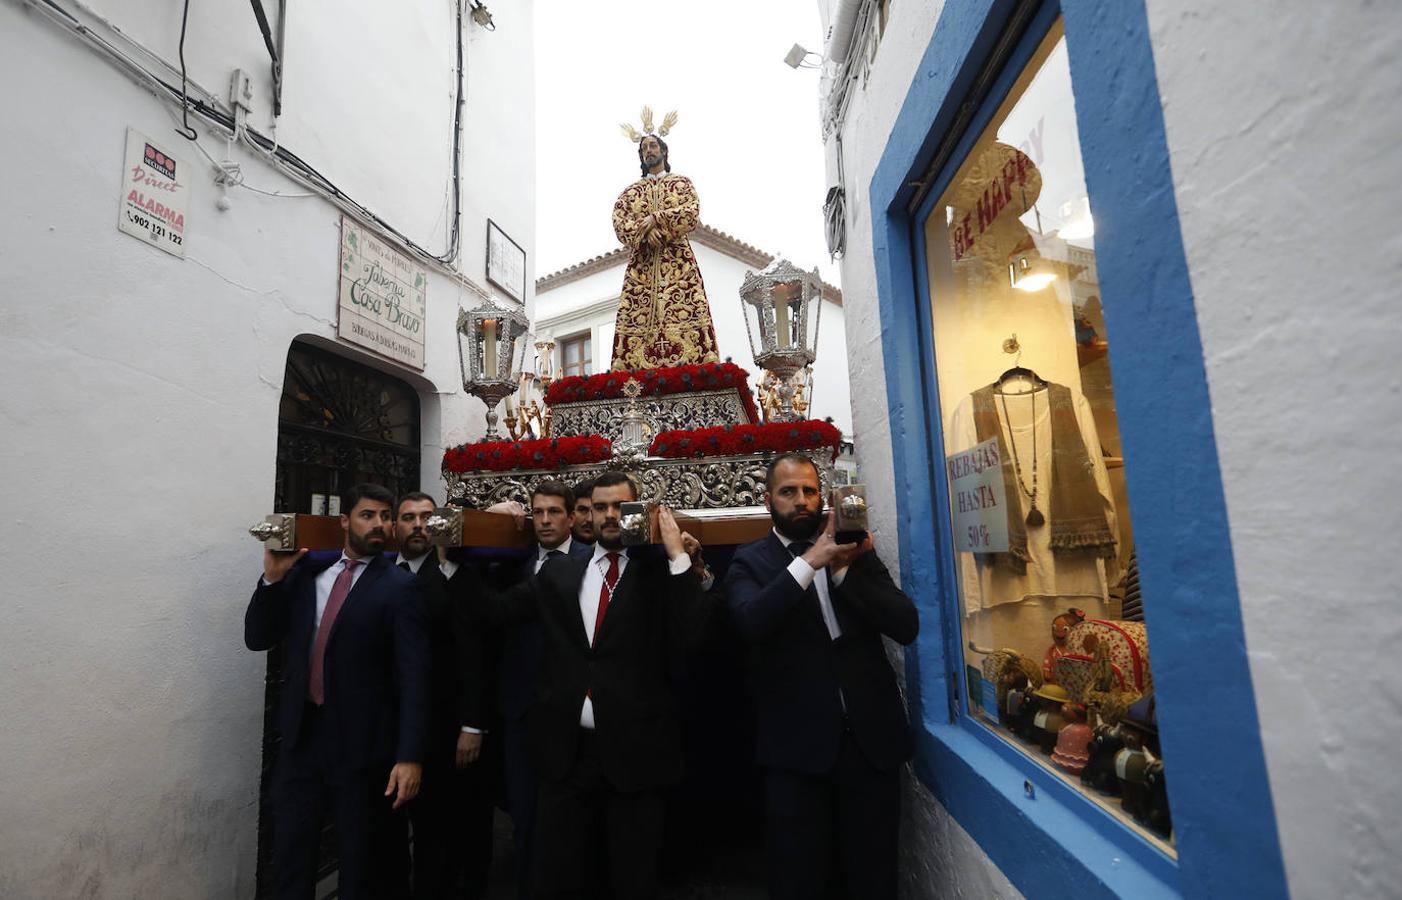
[740,258,823,422]
[457,301,530,440]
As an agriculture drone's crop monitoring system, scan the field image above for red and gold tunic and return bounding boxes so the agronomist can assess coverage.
[610,173,720,370]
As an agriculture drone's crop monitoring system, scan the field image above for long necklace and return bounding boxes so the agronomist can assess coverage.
[998,389,1045,528]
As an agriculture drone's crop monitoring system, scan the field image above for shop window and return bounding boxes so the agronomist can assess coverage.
[561,332,591,378]
[920,20,1172,851]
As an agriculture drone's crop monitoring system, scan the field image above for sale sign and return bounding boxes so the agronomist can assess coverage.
[946,437,1009,553]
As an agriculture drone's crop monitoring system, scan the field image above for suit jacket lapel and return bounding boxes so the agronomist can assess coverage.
[766,532,828,632]
[327,554,387,649]
[293,556,336,647]
[547,555,592,650]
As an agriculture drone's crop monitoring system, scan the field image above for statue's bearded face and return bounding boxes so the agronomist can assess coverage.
[640,136,665,169]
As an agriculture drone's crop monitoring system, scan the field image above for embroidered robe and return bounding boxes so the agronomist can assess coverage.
[609,173,720,370]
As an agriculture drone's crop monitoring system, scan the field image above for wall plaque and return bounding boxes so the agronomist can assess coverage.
[486,218,526,302]
[337,217,427,370]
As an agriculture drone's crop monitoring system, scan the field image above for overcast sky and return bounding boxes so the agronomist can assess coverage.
[533,0,837,287]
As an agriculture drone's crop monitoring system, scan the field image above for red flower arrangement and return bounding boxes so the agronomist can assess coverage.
[545,362,759,424]
[442,435,612,473]
[648,420,843,462]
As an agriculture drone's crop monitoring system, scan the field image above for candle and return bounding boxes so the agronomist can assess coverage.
[519,372,531,406]
[775,295,791,348]
[483,319,498,374]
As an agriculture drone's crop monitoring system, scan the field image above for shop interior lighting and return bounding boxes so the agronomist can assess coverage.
[1009,255,1057,292]
[1056,196,1095,240]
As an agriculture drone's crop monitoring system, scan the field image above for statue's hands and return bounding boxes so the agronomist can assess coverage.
[645,228,664,250]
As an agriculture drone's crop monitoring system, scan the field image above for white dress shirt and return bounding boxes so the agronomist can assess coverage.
[534,537,573,574]
[774,529,849,641]
[395,550,458,580]
[577,544,691,729]
[313,554,371,636]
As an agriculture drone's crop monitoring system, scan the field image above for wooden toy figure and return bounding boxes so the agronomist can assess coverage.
[1043,607,1086,683]
[1030,683,1071,753]
[1142,759,1173,838]
[1114,693,1159,819]
[1051,702,1092,774]
[1001,669,1032,731]
[1081,724,1125,794]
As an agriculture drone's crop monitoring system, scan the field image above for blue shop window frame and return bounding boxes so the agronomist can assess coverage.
[870,1,1289,898]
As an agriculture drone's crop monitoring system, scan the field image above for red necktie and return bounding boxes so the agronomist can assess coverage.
[309,557,362,705]
[593,552,621,646]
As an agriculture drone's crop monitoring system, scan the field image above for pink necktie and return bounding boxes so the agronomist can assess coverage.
[309,558,361,705]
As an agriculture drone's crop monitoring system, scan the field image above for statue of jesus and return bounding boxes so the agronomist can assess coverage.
[610,110,720,370]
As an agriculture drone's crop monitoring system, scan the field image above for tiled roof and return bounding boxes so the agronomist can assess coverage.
[536,222,842,304]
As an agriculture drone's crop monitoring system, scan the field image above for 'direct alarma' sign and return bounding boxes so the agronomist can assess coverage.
[947,437,1009,553]
[337,218,427,370]
[118,127,190,257]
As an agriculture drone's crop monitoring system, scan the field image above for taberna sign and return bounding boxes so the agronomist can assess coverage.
[117,127,189,258]
[337,217,428,370]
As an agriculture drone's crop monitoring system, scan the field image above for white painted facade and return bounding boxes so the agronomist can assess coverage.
[0,0,533,895]
[824,1,1402,898]
[533,226,854,438]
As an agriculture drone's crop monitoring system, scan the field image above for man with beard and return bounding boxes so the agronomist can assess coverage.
[394,492,493,899]
[246,482,429,900]
[570,478,596,546]
[609,115,720,370]
[476,471,715,899]
[723,453,919,900]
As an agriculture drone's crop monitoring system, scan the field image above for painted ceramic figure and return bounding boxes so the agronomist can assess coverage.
[1115,692,1170,834]
[1030,683,1070,753]
[1080,724,1125,793]
[1042,607,1086,683]
[1051,702,1092,774]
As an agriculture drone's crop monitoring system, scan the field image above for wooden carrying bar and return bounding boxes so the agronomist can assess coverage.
[249,508,774,552]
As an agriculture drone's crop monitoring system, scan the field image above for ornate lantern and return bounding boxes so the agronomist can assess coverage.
[740,258,823,422]
[457,300,530,440]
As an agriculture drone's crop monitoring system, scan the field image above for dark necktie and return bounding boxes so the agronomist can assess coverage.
[789,541,814,558]
[398,560,411,572]
[593,552,621,646]
[309,557,362,705]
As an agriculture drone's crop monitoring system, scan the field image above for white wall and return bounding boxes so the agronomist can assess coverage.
[1145,3,1402,897]
[832,0,1402,897]
[0,1,532,895]
[535,242,853,435]
[820,1,1026,895]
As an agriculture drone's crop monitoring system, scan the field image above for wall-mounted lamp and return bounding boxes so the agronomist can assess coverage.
[1009,255,1057,292]
[783,43,823,69]
[469,1,495,31]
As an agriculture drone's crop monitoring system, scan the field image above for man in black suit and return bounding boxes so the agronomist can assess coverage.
[394,491,494,899]
[246,482,429,900]
[569,478,596,546]
[480,480,594,897]
[724,453,919,900]
[477,471,714,899]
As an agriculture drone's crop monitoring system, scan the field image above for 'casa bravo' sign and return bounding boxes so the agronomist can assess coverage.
[337,218,427,370]
[947,437,1010,553]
